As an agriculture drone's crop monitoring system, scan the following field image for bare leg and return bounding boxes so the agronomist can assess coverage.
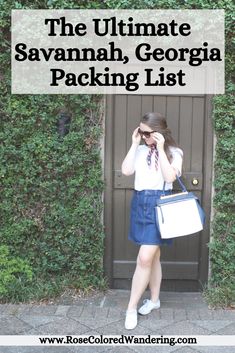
[127,245,159,310]
[149,247,162,302]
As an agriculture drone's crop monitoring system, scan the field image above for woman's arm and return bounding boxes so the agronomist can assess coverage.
[158,149,177,183]
[121,127,141,176]
[153,132,181,183]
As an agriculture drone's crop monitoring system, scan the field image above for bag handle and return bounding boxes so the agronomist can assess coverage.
[163,175,187,195]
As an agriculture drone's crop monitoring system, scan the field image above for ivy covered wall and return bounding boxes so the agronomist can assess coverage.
[0,1,106,301]
[0,0,234,306]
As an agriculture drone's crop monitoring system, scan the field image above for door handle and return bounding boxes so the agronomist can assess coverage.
[192,177,199,186]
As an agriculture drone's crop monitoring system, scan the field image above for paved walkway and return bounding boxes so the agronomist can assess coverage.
[0,290,234,353]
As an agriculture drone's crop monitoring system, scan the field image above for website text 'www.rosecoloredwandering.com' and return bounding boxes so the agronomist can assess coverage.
[39,334,197,346]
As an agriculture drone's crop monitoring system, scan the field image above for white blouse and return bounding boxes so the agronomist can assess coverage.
[134,145,183,191]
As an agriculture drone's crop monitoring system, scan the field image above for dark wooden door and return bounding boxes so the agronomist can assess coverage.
[104,95,213,291]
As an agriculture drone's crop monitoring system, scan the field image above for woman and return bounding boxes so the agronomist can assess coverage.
[121,112,183,330]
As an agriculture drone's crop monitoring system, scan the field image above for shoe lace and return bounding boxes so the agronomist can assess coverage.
[143,299,151,305]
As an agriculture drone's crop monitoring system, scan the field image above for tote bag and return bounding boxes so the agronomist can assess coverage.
[155,176,205,239]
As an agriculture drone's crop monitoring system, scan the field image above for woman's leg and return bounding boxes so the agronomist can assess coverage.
[127,244,159,310]
[149,247,162,302]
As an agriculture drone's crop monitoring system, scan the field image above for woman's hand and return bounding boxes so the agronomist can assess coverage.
[153,132,165,150]
[132,127,141,145]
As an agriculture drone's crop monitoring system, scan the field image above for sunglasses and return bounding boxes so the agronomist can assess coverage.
[138,128,157,138]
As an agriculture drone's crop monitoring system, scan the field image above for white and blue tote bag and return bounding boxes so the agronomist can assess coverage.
[155,177,205,239]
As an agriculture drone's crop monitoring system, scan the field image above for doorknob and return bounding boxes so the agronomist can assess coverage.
[192,177,199,186]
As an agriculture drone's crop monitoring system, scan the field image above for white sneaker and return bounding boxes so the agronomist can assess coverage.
[125,309,137,330]
[138,299,161,315]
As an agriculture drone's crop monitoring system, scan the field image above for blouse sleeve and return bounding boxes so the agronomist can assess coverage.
[170,148,183,176]
[134,145,142,171]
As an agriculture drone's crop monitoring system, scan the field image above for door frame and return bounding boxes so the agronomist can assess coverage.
[103,94,214,290]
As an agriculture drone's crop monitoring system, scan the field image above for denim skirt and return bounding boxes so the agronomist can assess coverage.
[128,189,173,246]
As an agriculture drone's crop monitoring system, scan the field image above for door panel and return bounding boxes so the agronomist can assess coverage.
[105,94,212,291]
